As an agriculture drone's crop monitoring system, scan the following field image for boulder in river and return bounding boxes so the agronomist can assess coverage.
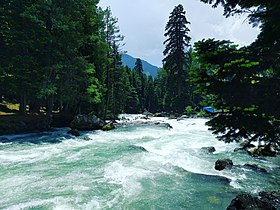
[243,163,268,173]
[214,158,233,171]
[70,114,105,131]
[201,146,216,153]
[234,147,249,154]
[67,129,80,137]
[227,192,280,210]
[129,145,148,152]
[143,111,153,117]
[154,122,173,129]
[102,122,115,131]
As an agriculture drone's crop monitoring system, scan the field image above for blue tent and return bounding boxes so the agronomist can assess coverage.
[203,106,215,113]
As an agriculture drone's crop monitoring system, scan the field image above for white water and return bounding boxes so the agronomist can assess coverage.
[0,116,279,209]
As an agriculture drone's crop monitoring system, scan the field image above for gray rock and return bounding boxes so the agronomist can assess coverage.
[143,111,153,117]
[227,192,279,210]
[67,129,80,137]
[259,191,280,209]
[201,146,216,153]
[243,163,268,173]
[129,145,148,152]
[83,136,91,141]
[102,122,115,131]
[215,158,233,171]
[70,114,105,131]
[234,147,249,154]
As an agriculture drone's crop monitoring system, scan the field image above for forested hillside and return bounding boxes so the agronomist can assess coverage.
[121,54,159,79]
[0,0,279,148]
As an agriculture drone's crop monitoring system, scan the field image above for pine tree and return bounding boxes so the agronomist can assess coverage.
[163,4,192,113]
[102,7,125,119]
[133,58,145,112]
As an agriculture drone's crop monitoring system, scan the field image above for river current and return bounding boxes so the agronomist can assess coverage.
[0,115,279,210]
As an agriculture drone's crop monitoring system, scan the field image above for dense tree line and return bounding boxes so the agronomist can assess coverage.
[1,0,278,148]
[0,1,195,119]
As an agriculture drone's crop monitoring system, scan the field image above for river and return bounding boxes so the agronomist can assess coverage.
[0,115,279,209]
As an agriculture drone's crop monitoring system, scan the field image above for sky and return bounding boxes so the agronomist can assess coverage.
[98,0,260,67]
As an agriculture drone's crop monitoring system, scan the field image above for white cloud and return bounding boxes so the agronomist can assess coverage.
[99,0,260,67]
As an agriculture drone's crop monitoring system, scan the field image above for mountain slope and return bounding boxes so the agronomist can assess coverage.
[121,54,159,78]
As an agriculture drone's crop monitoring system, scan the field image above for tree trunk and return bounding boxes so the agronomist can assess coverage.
[46,95,54,117]
[19,92,27,115]
[29,100,41,113]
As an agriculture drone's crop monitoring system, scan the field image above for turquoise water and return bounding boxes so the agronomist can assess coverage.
[0,116,279,210]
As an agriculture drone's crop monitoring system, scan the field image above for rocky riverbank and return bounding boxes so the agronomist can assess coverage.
[0,114,51,135]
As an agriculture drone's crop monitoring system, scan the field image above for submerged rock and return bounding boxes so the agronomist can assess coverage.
[67,129,80,137]
[83,136,91,141]
[70,114,105,131]
[154,122,173,129]
[201,146,216,153]
[193,173,231,185]
[243,163,268,173]
[129,145,148,152]
[227,192,280,210]
[234,147,249,154]
[102,122,115,131]
[215,158,233,171]
[116,121,172,129]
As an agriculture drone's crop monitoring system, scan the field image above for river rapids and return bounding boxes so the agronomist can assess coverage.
[0,115,279,209]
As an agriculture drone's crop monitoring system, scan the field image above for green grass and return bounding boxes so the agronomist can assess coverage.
[0,101,19,115]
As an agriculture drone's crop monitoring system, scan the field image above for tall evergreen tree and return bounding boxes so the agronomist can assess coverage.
[102,7,126,119]
[133,58,145,112]
[154,68,168,112]
[163,4,192,113]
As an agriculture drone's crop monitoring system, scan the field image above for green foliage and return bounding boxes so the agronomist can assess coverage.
[195,0,280,147]
[163,4,193,113]
[193,38,280,146]
[125,87,140,114]
[0,0,109,115]
[185,106,195,116]
[102,7,127,119]
[154,68,168,111]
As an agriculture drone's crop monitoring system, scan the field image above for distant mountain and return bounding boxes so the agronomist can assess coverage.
[121,54,159,79]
